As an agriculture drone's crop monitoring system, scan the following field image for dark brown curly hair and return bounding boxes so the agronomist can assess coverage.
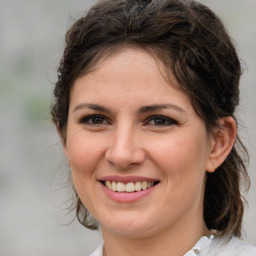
[51,0,250,236]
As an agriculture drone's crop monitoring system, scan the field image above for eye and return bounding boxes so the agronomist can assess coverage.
[80,114,109,125]
[146,115,177,126]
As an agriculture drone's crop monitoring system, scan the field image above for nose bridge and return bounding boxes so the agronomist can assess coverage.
[105,121,145,169]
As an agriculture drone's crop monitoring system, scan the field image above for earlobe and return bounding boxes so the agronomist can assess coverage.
[206,116,237,173]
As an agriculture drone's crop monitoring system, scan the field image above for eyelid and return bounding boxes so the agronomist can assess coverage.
[144,115,177,126]
[78,113,177,127]
[79,114,111,125]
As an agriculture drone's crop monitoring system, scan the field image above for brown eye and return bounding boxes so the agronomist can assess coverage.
[146,115,177,126]
[80,115,108,125]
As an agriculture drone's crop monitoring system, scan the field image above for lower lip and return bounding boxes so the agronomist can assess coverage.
[100,183,157,203]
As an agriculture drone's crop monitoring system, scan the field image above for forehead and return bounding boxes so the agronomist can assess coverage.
[70,47,194,114]
[76,44,178,88]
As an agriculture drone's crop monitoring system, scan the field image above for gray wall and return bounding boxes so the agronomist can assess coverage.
[0,0,255,255]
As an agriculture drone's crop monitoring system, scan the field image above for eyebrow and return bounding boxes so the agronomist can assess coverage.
[72,103,186,114]
[139,104,186,114]
[72,103,112,113]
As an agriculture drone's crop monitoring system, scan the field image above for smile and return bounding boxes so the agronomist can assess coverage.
[104,181,156,193]
[99,176,160,201]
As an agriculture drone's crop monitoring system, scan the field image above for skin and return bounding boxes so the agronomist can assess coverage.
[63,47,236,256]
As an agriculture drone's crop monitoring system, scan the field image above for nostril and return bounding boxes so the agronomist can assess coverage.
[105,146,146,170]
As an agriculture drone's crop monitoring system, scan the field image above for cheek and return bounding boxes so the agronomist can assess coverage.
[149,133,208,177]
[66,133,105,210]
[66,131,105,177]
[151,135,208,211]
[66,133,113,216]
[68,142,91,172]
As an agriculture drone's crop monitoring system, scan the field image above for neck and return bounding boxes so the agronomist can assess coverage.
[101,216,209,256]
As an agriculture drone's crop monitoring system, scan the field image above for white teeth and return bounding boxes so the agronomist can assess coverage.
[117,182,126,192]
[142,181,148,190]
[112,181,117,192]
[105,181,112,190]
[147,181,154,188]
[135,181,141,191]
[104,181,155,192]
[126,182,135,192]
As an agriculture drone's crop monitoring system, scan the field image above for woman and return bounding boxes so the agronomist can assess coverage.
[51,0,256,255]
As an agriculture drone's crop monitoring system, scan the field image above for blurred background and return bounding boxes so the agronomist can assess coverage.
[0,0,255,255]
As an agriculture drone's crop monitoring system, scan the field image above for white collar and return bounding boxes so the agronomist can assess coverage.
[184,235,215,256]
[89,233,216,256]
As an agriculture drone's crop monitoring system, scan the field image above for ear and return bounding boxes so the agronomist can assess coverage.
[206,116,237,173]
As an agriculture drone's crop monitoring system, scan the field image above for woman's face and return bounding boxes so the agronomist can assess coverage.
[64,48,215,238]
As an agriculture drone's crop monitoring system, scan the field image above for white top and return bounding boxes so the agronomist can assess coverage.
[89,235,256,256]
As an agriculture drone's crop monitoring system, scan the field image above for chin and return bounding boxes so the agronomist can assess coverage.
[99,211,158,238]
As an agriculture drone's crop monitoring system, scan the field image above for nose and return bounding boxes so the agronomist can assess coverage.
[105,124,146,170]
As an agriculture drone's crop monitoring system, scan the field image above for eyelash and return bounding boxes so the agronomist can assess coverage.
[79,114,110,125]
[79,114,177,127]
[145,115,177,126]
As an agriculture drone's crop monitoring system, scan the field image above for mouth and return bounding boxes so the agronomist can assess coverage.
[100,180,160,193]
[98,176,160,202]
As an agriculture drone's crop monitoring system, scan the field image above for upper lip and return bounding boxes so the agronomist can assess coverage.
[98,175,159,184]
